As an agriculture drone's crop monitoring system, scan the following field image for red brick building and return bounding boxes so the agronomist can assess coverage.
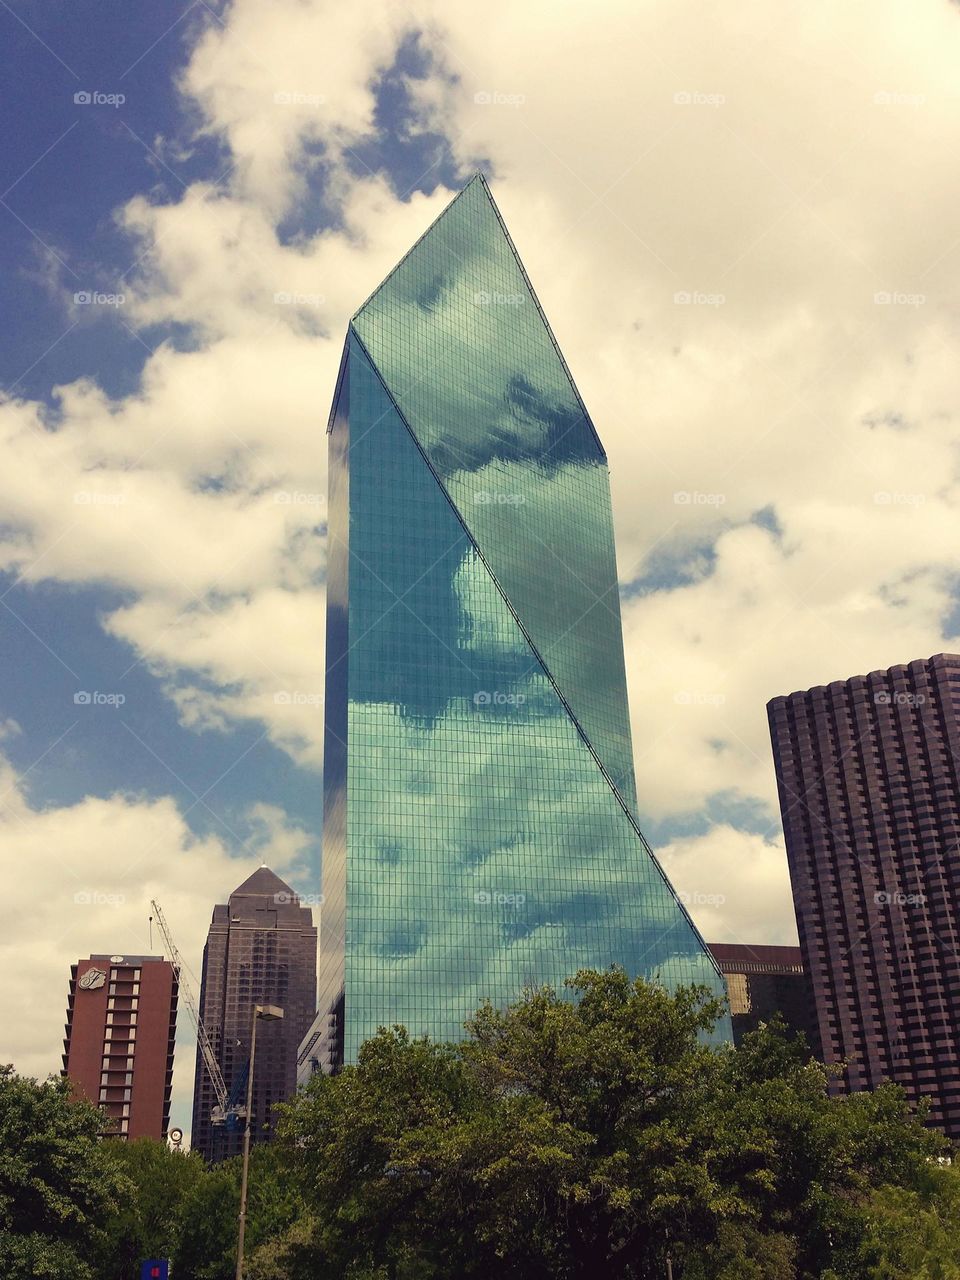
[62,954,178,1140]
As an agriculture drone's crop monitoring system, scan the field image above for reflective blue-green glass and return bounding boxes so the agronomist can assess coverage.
[351,176,637,804]
[314,176,730,1066]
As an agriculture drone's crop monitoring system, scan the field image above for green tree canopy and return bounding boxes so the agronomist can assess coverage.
[5,972,956,1280]
[0,1065,128,1280]
[92,1139,209,1280]
[271,969,950,1279]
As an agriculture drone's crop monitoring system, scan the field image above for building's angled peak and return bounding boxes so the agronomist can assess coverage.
[229,865,295,900]
[351,172,489,324]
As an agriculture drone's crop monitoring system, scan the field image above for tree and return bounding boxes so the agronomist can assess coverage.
[169,1144,305,1280]
[0,1065,129,1280]
[853,1160,960,1279]
[92,1139,208,1280]
[273,969,952,1279]
[172,1162,239,1280]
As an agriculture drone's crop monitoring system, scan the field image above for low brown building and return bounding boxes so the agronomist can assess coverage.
[62,954,178,1140]
[708,942,820,1055]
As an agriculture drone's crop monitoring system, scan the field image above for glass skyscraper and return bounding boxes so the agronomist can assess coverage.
[301,174,729,1075]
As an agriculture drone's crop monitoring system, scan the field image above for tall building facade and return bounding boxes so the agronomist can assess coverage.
[769,653,960,1139]
[304,173,729,1075]
[708,942,820,1053]
[62,954,177,1140]
[191,867,317,1160]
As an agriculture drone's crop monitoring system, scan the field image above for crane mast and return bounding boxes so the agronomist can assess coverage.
[150,898,243,1125]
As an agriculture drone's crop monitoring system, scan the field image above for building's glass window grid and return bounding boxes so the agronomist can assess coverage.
[769,653,960,1139]
[317,175,730,1065]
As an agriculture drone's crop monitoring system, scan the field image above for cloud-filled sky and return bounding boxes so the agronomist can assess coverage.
[2,0,959,1135]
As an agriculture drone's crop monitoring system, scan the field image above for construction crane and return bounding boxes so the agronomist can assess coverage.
[150,898,244,1127]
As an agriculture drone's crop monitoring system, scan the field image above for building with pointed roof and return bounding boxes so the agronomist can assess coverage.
[300,174,729,1079]
[190,867,316,1161]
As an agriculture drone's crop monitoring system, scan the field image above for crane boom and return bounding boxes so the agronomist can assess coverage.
[150,898,242,1124]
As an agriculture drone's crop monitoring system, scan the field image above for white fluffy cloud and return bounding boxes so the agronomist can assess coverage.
[657,824,797,947]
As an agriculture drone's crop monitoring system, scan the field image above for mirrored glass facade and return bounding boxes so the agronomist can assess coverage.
[306,175,729,1073]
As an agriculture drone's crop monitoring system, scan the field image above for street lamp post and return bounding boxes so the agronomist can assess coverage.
[235,1003,284,1280]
